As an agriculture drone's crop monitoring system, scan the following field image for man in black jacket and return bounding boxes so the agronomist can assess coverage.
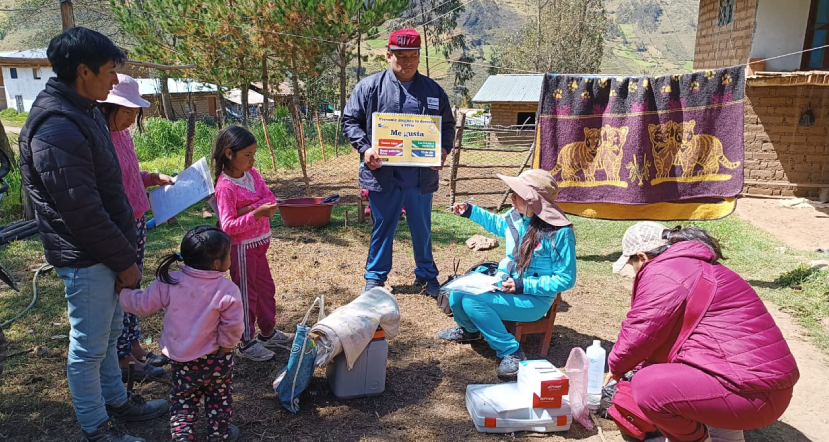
[18,28,167,442]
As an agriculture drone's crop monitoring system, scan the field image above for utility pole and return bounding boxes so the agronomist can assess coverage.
[60,0,74,30]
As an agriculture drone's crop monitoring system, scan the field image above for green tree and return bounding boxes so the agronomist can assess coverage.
[112,0,262,124]
[490,0,607,75]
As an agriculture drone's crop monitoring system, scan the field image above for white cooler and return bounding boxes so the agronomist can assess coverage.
[465,383,572,433]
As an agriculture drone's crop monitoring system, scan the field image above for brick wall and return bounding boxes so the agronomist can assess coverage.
[693,0,758,69]
[742,84,829,196]
[143,93,216,120]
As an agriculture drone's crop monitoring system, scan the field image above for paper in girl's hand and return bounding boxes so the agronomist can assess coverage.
[443,272,501,295]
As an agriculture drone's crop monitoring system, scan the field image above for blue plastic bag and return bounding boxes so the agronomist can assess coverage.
[273,296,325,413]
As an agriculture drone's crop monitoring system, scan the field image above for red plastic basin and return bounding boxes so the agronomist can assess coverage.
[276,197,337,227]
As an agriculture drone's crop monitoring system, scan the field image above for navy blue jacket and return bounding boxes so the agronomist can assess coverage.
[342,68,455,194]
[19,78,136,272]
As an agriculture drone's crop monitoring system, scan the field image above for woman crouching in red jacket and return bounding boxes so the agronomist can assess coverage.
[607,222,799,442]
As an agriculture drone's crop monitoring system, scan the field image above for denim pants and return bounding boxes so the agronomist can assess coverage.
[366,187,437,282]
[449,289,554,358]
[56,263,128,433]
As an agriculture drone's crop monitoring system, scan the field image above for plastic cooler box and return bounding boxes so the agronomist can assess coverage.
[466,383,572,433]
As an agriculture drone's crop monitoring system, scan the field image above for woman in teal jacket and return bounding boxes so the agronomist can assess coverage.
[439,169,577,379]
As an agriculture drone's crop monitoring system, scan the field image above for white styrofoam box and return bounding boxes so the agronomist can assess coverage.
[465,383,572,434]
[517,359,570,408]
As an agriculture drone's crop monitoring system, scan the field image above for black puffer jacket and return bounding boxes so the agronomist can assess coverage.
[19,78,136,272]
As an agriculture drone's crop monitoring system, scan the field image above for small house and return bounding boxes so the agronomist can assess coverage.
[471,74,544,127]
[694,0,829,198]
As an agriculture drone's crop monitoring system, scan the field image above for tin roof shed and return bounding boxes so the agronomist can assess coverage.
[471,74,545,104]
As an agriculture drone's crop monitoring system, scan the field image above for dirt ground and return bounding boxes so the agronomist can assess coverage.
[734,196,829,252]
[2,166,827,441]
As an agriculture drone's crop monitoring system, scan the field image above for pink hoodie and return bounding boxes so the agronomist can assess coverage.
[215,167,277,246]
[120,266,244,362]
[609,241,799,392]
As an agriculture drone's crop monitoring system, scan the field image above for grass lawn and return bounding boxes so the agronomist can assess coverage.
[0,164,826,441]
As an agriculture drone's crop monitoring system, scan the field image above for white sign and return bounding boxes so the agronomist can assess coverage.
[149,157,214,225]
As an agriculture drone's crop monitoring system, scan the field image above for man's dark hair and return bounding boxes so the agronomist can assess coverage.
[46,27,127,83]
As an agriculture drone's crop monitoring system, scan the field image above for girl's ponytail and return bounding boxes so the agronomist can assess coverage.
[155,252,183,285]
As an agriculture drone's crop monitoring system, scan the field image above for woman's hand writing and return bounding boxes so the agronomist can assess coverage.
[501,278,516,293]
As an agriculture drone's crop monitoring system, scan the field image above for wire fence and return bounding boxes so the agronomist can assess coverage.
[269,113,536,221]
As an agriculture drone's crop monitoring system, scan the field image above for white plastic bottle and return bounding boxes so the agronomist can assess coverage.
[586,340,606,412]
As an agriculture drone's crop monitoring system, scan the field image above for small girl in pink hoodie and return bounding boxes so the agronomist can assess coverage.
[120,225,243,442]
[211,126,293,362]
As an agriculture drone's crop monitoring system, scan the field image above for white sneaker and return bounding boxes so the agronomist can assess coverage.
[257,330,294,350]
[708,427,745,442]
[236,340,275,361]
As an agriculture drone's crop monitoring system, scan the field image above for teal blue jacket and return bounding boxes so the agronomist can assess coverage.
[465,205,577,297]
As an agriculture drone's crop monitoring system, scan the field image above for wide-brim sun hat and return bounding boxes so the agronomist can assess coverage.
[497,169,571,227]
[99,73,150,108]
[612,221,670,273]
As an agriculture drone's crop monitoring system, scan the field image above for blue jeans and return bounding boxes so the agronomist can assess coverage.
[449,289,554,357]
[365,187,437,282]
[56,264,128,433]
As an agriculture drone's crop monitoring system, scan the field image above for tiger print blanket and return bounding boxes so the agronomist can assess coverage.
[532,66,745,220]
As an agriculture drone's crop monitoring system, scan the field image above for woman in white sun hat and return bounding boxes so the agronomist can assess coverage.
[438,169,577,380]
[99,73,175,381]
[607,222,799,442]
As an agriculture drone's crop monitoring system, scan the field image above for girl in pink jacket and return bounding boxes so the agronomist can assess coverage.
[609,223,799,442]
[120,225,244,442]
[211,126,293,362]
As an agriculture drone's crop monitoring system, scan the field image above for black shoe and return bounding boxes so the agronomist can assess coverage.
[106,393,169,423]
[424,278,441,298]
[413,276,427,288]
[120,363,165,383]
[362,279,384,293]
[497,348,527,380]
[142,352,170,367]
[80,419,145,442]
[437,326,483,342]
[208,424,241,442]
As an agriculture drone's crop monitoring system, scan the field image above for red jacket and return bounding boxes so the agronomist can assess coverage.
[608,241,799,392]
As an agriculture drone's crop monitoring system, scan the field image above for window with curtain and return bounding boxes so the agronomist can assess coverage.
[802,0,829,69]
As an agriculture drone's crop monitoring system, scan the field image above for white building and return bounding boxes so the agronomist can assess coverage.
[0,49,51,113]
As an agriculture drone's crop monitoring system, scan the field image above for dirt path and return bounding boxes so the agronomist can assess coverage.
[4,125,21,135]
[744,302,829,442]
[735,196,829,251]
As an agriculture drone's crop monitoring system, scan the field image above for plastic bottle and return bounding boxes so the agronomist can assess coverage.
[586,340,606,412]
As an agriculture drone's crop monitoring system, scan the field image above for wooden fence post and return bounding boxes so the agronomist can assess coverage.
[448,113,466,206]
[496,141,535,211]
[184,111,196,168]
[259,104,277,171]
[288,100,311,196]
[315,109,326,161]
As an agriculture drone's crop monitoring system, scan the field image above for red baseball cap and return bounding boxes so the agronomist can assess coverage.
[388,28,421,50]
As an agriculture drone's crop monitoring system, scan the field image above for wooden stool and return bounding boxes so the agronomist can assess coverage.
[505,294,561,357]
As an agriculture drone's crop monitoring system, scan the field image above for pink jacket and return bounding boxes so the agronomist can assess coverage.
[120,265,244,362]
[111,129,154,219]
[215,167,276,246]
[608,241,799,392]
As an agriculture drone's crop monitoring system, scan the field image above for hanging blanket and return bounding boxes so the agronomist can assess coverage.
[310,287,400,370]
[532,66,745,220]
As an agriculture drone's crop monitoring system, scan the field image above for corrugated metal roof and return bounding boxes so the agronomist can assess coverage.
[134,78,217,96]
[0,48,47,59]
[472,74,544,103]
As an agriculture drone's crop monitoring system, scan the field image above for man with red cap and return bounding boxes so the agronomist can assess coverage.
[342,28,456,296]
